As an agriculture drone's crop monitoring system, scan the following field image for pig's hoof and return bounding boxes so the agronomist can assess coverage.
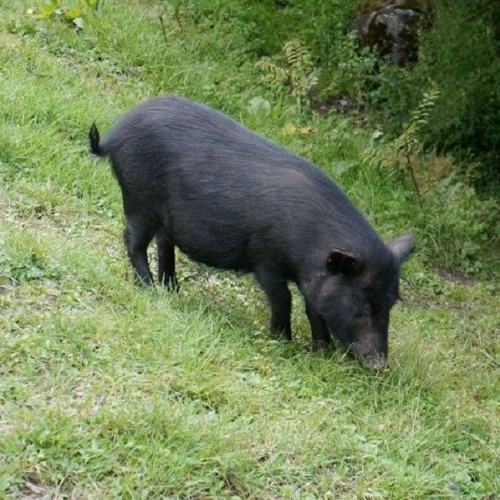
[312,340,331,351]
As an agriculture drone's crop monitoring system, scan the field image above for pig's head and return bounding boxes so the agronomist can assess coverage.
[305,233,415,369]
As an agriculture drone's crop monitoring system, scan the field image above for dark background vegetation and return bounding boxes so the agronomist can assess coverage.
[195,0,499,186]
[362,0,500,185]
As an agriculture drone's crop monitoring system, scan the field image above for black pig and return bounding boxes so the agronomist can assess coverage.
[89,96,414,369]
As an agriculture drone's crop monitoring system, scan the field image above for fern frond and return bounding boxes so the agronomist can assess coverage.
[396,87,441,152]
[255,59,288,87]
[256,39,320,107]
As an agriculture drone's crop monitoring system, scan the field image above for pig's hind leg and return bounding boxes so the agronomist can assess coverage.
[124,215,157,287]
[156,229,178,291]
[255,268,292,341]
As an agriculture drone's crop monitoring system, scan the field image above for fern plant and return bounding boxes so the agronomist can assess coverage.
[256,39,320,108]
[395,87,441,201]
[395,87,441,159]
[371,86,440,203]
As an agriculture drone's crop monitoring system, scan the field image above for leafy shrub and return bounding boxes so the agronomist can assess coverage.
[322,32,378,109]
[30,0,101,30]
[368,0,500,185]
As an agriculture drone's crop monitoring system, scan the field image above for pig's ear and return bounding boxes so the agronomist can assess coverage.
[389,233,415,264]
[327,249,363,275]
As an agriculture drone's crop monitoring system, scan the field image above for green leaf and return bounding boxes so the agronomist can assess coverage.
[35,5,56,19]
[72,17,84,29]
[331,160,357,177]
[65,7,83,20]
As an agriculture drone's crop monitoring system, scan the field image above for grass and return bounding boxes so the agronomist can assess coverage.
[0,1,499,497]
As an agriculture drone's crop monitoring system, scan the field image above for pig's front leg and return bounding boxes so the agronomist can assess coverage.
[255,268,292,341]
[305,302,331,350]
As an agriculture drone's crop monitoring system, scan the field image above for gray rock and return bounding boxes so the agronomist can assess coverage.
[353,1,428,66]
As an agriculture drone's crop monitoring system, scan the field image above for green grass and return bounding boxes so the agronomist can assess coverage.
[0,1,499,497]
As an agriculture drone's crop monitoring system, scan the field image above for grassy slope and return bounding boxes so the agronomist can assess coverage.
[0,1,498,498]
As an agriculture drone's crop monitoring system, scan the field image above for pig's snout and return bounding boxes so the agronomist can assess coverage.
[362,353,387,371]
[349,341,387,370]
